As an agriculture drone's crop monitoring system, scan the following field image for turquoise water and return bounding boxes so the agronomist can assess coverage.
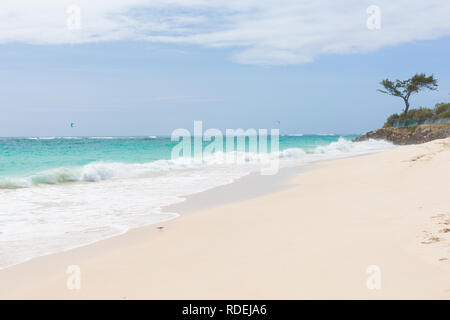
[0,137,172,178]
[0,135,358,185]
[1,134,397,269]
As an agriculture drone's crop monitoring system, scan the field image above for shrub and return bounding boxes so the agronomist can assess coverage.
[383,113,400,127]
[405,107,434,121]
[383,107,433,127]
[434,103,450,119]
[436,110,450,119]
[383,103,450,127]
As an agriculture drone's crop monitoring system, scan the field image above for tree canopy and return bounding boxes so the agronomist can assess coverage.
[378,73,438,123]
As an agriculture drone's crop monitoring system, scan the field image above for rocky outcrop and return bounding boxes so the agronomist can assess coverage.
[354,123,450,145]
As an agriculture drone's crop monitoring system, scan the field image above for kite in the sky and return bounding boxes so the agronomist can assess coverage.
[70,122,76,128]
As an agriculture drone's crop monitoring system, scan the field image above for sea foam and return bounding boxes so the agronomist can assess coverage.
[0,138,393,189]
[0,137,394,269]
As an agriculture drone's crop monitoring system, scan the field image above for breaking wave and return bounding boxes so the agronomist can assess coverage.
[0,138,393,189]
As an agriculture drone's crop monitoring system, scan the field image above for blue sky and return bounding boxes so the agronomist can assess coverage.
[0,1,449,136]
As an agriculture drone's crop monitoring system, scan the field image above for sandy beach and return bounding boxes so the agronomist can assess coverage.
[0,138,449,299]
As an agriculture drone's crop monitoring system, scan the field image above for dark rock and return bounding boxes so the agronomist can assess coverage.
[354,123,450,145]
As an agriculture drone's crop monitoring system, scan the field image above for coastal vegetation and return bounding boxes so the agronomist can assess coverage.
[383,102,450,128]
[378,73,438,124]
[355,74,450,144]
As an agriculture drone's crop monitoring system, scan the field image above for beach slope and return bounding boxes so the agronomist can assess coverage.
[1,138,449,299]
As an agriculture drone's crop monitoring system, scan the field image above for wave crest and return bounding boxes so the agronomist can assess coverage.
[0,138,393,189]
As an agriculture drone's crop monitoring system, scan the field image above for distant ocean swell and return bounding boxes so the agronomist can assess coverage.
[0,138,393,189]
[0,136,394,269]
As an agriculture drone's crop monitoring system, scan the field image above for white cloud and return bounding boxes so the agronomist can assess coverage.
[1,0,450,65]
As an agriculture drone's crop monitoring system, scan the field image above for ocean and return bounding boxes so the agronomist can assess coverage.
[0,135,394,268]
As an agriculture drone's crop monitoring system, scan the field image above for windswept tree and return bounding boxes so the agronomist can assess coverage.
[378,73,438,124]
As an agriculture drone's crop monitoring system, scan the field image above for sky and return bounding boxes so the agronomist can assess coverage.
[0,0,450,136]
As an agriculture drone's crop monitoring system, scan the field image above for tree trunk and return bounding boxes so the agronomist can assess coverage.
[403,100,410,127]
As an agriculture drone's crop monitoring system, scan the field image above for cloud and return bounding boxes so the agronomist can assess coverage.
[1,0,450,65]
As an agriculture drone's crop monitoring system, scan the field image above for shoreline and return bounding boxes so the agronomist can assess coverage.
[1,138,449,299]
[1,134,383,270]
[0,163,306,272]
[0,144,385,272]
[163,164,306,215]
[0,161,308,298]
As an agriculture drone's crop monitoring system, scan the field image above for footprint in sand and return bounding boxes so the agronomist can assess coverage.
[409,154,428,162]
[421,236,441,244]
[422,214,450,245]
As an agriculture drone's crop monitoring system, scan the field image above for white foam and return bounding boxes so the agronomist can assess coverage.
[314,137,393,155]
[0,138,395,269]
[0,138,395,189]
[0,161,253,269]
[38,137,56,140]
[89,137,114,139]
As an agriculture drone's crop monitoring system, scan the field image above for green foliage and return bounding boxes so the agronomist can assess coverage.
[378,73,438,102]
[434,102,450,119]
[383,103,450,128]
[436,110,450,118]
[378,73,438,123]
[384,103,450,127]
[383,113,401,128]
[407,107,434,120]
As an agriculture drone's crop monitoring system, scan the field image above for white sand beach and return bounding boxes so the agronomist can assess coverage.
[0,138,449,299]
